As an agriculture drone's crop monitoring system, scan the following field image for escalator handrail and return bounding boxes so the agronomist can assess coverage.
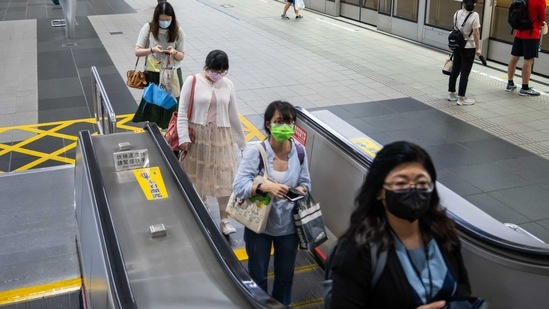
[294,107,549,258]
[78,131,138,309]
[144,124,285,309]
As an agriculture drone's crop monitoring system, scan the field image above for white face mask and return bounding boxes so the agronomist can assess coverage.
[159,20,171,29]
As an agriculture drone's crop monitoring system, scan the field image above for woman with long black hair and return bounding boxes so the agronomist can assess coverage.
[132,2,185,128]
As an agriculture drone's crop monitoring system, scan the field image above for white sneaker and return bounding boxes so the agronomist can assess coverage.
[457,97,475,106]
[221,219,236,235]
[447,92,458,102]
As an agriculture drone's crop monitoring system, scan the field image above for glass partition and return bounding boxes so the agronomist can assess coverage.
[341,0,360,5]
[362,0,378,10]
[379,0,391,15]
[394,0,419,21]
[426,0,484,31]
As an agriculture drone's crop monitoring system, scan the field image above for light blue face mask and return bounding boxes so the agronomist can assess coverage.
[159,20,172,29]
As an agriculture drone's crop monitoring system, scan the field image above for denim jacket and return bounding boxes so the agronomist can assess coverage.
[232,141,312,236]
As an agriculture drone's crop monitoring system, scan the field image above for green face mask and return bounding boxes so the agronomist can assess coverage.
[270,123,295,142]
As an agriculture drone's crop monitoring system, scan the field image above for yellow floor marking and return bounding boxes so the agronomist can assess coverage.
[240,114,266,141]
[0,277,81,305]
[233,246,275,261]
[267,263,319,279]
[292,297,325,308]
[0,113,264,173]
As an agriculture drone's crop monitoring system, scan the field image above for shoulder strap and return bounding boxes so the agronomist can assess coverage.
[256,142,269,178]
[461,12,473,28]
[459,12,474,38]
[370,242,388,288]
[188,75,196,120]
[296,143,305,165]
[257,141,304,171]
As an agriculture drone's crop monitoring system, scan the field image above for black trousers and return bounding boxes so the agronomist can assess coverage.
[448,48,476,97]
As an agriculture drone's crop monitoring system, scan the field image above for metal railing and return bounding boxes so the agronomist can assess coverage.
[91,66,116,134]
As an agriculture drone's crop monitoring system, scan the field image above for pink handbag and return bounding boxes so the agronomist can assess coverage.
[165,75,196,150]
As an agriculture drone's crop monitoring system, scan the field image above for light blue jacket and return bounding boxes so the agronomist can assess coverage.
[232,141,312,236]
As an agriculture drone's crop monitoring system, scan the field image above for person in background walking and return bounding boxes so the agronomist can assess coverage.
[281,0,303,20]
[177,50,246,235]
[447,0,481,106]
[132,2,185,128]
[506,0,546,96]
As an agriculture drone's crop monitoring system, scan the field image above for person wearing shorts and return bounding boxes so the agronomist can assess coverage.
[506,0,546,96]
[281,0,303,20]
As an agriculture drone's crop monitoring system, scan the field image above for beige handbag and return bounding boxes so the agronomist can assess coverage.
[160,56,180,98]
[227,144,273,234]
[442,53,453,76]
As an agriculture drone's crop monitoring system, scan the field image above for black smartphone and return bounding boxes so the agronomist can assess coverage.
[285,188,305,202]
[444,297,488,309]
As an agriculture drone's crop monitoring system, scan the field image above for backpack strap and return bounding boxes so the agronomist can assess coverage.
[370,242,388,287]
[462,12,474,38]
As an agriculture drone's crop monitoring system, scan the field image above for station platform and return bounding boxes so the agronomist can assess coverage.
[1,0,549,306]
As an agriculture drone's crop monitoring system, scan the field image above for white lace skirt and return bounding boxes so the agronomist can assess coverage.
[179,123,237,198]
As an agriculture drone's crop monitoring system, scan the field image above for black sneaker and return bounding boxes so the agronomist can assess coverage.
[519,88,540,96]
[281,14,290,20]
[296,15,303,19]
[505,83,517,92]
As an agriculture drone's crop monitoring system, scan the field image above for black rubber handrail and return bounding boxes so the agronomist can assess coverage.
[294,107,549,259]
[144,124,284,309]
[79,131,137,309]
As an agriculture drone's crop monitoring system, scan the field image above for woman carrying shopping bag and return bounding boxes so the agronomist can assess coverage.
[132,2,185,129]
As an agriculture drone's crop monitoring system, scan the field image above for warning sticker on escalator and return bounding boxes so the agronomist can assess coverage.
[350,137,381,158]
[133,167,168,200]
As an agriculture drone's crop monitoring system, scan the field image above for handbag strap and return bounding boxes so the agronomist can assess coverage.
[188,75,196,121]
[138,29,152,70]
[256,143,269,179]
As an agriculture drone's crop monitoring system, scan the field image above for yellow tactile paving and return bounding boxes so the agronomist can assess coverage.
[0,114,264,173]
[0,277,82,305]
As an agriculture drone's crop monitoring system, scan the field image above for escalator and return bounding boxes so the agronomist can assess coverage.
[75,127,283,308]
[76,106,549,308]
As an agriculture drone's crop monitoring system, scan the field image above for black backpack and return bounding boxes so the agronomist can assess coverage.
[448,11,473,51]
[508,0,532,31]
[322,242,388,308]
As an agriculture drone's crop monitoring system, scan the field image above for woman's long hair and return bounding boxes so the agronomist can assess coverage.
[339,141,459,253]
[149,2,180,42]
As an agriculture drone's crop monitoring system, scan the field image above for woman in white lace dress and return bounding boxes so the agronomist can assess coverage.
[176,50,246,235]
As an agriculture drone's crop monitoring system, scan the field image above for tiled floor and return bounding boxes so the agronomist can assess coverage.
[1,0,549,243]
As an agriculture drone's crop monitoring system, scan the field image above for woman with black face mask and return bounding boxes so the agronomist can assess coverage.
[447,0,481,106]
[328,141,472,309]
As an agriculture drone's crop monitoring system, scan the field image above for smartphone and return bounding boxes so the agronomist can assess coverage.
[285,188,305,202]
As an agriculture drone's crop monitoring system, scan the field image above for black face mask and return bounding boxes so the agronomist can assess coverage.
[385,189,432,222]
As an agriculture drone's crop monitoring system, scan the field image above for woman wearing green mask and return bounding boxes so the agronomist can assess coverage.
[132,2,185,128]
[232,100,312,306]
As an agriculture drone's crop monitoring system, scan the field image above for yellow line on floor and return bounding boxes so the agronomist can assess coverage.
[292,297,325,309]
[267,263,319,279]
[233,246,275,261]
[0,277,81,305]
[240,114,265,141]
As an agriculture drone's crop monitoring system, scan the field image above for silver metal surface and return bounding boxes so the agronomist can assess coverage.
[91,66,117,134]
[0,165,80,300]
[87,132,251,308]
